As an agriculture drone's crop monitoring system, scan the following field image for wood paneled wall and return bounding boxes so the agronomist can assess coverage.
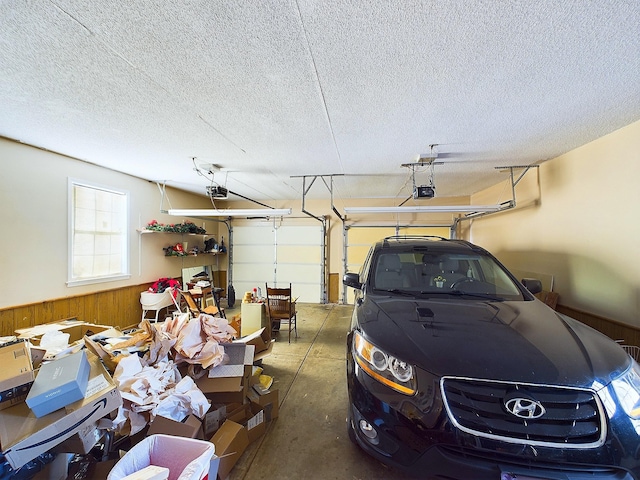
[0,283,153,336]
[557,305,640,347]
[2,286,638,351]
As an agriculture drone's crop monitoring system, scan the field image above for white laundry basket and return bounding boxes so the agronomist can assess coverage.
[140,290,181,322]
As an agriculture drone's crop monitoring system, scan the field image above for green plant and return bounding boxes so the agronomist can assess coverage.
[145,220,206,234]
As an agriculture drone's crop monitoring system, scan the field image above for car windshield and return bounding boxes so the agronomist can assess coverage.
[372,250,524,300]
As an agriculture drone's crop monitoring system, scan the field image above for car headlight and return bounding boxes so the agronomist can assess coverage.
[353,331,416,395]
[612,359,640,419]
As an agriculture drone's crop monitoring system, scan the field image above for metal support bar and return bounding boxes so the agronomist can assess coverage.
[293,173,344,222]
[452,164,540,233]
[156,182,172,213]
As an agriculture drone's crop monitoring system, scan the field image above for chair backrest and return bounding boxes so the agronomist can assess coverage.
[265,283,295,319]
[180,289,201,316]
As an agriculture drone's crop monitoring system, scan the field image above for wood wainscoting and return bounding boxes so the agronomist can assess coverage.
[0,282,156,337]
[557,305,640,347]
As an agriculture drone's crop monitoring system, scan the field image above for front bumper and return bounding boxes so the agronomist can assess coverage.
[347,352,640,479]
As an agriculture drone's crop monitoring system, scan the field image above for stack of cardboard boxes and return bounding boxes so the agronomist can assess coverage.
[0,317,279,480]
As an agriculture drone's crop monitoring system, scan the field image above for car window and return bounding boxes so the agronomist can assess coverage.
[371,250,524,300]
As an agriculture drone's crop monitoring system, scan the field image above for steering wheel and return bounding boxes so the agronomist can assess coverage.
[450,277,476,289]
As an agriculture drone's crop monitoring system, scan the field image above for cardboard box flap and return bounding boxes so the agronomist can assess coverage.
[233,327,270,353]
[147,414,204,440]
[0,340,34,392]
[210,420,249,480]
[208,344,255,378]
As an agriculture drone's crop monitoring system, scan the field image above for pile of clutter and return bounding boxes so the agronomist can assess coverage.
[0,302,276,480]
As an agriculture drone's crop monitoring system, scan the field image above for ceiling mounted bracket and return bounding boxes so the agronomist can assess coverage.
[157,181,172,213]
[494,164,540,207]
[292,174,344,222]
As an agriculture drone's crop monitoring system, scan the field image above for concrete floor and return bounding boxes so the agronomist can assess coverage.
[226,303,408,480]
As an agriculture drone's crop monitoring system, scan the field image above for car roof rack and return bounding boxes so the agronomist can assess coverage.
[381,235,449,246]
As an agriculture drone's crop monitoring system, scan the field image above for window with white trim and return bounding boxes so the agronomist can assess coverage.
[68,179,130,286]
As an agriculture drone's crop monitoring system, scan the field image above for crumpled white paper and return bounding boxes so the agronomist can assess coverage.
[110,354,209,435]
[172,314,236,369]
[39,330,70,355]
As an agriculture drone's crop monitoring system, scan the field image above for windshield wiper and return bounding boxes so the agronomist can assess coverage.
[377,289,416,296]
[448,289,504,300]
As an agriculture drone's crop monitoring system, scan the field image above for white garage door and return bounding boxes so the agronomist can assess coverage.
[232,222,324,303]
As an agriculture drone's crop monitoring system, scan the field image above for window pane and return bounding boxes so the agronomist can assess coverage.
[70,181,129,284]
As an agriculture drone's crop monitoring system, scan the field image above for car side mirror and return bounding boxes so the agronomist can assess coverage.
[521,278,543,295]
[343,272,362,290]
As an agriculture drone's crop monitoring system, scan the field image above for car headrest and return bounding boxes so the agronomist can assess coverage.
[380,254,402,271]
[440,258,460,272]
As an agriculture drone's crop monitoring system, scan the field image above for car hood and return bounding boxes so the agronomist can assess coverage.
[359,296,630,388]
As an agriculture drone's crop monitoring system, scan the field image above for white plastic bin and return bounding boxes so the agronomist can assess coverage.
[140,290,181,322]
[107,434,216,480]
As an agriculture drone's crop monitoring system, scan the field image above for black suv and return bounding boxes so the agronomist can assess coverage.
[344,236,640,479]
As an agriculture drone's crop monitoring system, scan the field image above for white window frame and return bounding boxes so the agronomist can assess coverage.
[67,178,130,287]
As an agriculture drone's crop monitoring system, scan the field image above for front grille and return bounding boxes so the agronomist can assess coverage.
[441,377,605,448]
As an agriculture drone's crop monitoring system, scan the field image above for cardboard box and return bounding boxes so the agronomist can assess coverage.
[196,365,252,404]
[147,414,204,440]
[210,420,249,480]
[50,421,103,455]
[248,386,279,422]
[244,402,267,444]
[203,403,227,437]
[0,340,35,411]
[208,344,254,378]
[225,402,249,424]
[0,353,122,469]
[233,327,274,361]
[16,319,112,347]
[197,375,245,404]
[26,350,91,417]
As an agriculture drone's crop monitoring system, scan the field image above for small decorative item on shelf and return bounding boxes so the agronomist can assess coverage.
[163,243,187,256]
[145,219,207,234]
[203,238,218,253]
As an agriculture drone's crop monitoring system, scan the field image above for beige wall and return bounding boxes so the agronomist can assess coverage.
[469,120,640,326]
[4,118,639,321]
[0,137,222,308]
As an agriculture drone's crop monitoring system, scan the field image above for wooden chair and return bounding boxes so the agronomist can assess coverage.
[265,283,297,343]
[181,289,225,318]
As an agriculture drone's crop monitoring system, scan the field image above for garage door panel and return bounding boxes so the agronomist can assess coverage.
[234,263,273,281]
[276,245,321,263]
[233,224,324,304]
[234,281,263,298]
[233,226,273,245]
[293,284,321,303]
[234,245,274,263]
[277,263,321,280]
[277,226,322,244]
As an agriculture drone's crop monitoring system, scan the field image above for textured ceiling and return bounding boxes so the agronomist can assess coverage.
[1,1,639,204]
